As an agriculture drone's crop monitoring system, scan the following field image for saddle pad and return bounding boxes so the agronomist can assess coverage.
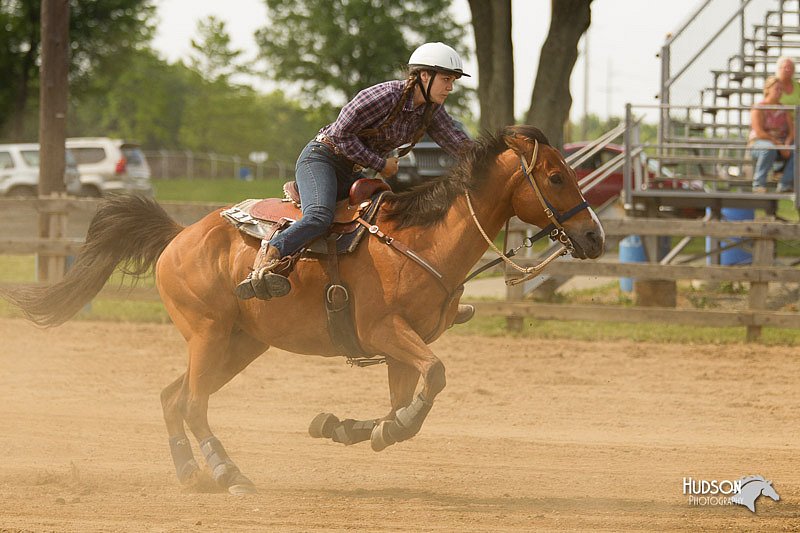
[220,191,388,256]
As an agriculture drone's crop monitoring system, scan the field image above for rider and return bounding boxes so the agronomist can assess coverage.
[235,42,476,324]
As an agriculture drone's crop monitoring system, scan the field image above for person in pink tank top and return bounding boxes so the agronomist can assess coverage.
[750,76,795,193]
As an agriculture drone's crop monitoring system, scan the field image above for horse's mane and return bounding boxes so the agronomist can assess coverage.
[384,125,550,229]
[739,475,767,486]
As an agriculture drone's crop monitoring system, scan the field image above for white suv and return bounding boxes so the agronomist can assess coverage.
[0,143,81,197]
[66,137,153,197]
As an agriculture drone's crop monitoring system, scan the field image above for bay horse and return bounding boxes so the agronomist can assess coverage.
[3,125,604,494]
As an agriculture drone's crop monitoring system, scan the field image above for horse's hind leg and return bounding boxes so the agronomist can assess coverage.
[161,373,213,491]
[166,330,266,494]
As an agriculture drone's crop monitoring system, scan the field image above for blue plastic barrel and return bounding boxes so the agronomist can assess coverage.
[619,235,646,292]
[706,208,754,266]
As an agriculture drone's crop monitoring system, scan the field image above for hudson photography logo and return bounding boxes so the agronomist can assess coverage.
[682,475,780,513]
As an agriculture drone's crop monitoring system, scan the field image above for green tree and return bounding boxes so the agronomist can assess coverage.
[179,86,320,163]
[188,16,248,83]
[525,0,593,150]
[178,15,321,163]
[255,0,469,111]
[467,0,513,132]
[0,0,156,140]
[70,48,192,148]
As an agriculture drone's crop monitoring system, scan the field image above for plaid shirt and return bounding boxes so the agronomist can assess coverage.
[319,80,472,172]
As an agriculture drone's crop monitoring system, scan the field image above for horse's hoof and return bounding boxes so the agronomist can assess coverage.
[228,483,258,495]
[225,471,257,495]
[308,412,339,439]
[453,303,475,325]
[370,420,397,452]
[180,467,219,493]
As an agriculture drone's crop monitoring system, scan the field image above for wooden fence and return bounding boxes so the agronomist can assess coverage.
[487,217,800,340]
[1,197,798,339]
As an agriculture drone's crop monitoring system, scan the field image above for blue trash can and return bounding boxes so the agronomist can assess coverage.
[619,235,646,292]
[706,208,753,265]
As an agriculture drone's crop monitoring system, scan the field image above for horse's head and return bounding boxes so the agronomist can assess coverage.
[503,126,605,259]
[761,480,780,501]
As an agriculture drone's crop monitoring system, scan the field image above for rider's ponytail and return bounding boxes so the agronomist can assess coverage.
[359,69,433,155]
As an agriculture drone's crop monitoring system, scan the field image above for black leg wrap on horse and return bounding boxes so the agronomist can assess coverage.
[389,394,433,442]
[331,419,378,445]
[169,436,199,484]
[200,436,249,488]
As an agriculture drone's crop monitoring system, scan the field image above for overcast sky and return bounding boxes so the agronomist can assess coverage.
[152,0,702,120]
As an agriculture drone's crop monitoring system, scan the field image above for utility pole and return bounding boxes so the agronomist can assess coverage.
[38,0,70,282]
[581,30,590,139]
[39,0,69,196]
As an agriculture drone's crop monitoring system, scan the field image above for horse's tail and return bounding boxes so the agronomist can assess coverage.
[1,194,183,327]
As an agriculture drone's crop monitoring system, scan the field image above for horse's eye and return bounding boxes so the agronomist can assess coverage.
[549,173,563,185]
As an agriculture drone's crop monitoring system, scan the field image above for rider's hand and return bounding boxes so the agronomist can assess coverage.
[380,157,399,178]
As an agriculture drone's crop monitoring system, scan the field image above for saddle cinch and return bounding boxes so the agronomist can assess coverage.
[220,178,391,256]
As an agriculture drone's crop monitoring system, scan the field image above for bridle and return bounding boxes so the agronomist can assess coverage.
[464,140,590,286]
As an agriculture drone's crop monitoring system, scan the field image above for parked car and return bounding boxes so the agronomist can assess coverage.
[0,143,81,197]
[395,133,459,186]
[66,137,153,197]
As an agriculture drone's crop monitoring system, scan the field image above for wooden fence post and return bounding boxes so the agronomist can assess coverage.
[36,192,68,285]
[746,235,775,341]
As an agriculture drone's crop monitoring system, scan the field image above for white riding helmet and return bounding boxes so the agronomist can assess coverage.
[408,42,470,78]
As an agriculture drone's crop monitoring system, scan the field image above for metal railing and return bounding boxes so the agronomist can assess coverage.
[659,0,778,147]
[142,150,291,181]
[625,102,800,209]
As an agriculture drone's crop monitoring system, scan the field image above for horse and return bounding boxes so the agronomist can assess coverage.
[731,475,780,512]
[2,125,604,495]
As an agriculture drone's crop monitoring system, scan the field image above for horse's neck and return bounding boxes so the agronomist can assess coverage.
[428,185,514,287]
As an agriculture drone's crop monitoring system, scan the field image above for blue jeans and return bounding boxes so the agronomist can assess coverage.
[269,141,362,256]
[751,139,794,188]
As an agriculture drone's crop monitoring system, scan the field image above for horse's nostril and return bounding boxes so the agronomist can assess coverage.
[583,231,605,257]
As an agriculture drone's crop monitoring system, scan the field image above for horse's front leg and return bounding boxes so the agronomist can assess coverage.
[367,315,445,452]
[307,356,419,446]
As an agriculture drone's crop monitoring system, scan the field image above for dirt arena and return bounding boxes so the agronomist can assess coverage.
[0,318,798,531]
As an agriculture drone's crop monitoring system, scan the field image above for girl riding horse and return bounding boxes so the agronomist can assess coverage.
[235,42,475,324]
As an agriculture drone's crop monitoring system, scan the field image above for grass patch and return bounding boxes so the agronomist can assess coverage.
[775,198,800,222]
[154,178,288,203]
[451,315,800,345]
[0,293,170,323]
[1,255,38,282]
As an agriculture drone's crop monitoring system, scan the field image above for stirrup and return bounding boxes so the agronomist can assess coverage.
[255,271,291,300]
[235,256,292,300]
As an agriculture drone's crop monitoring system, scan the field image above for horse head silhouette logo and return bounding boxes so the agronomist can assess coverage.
[731,475,780,513]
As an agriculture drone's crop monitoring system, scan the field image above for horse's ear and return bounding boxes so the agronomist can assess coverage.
[504,133,530,156]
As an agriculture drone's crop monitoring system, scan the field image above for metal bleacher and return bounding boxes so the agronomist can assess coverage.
[623,0,800,215]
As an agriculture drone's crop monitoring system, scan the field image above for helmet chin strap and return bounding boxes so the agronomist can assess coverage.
[415,70,438,103]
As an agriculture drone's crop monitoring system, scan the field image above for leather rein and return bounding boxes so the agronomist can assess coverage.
[463,140,590,286]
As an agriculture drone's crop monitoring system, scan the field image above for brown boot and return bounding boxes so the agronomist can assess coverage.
[235,242,291,300]
[453,304,475,325]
